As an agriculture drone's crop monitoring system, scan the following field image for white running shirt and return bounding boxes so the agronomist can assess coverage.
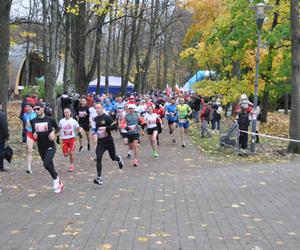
[89,107,98,129]
[59,117,80,139]
[143,113,159,129]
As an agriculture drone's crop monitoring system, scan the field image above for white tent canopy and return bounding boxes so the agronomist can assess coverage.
[89,76,134,87]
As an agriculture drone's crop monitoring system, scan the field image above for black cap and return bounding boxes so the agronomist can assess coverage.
[34,102,44,108]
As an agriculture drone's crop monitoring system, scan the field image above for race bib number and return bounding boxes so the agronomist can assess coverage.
[148,119,156,125]
[97,129,108,139]
[179,119,186,123]
[79,111,86,117]
[35,122,48,132]
[63,130,73,136]
[128,125,137,131]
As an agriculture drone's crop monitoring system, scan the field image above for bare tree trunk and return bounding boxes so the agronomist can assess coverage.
[261,0,280,123]
[120,0,129,94]
[284,93,289,115]
[42,0,59,117]
[121,0,141,95]
[288,0,300,153]
[63,0,71,92]
[232,61,241,79]
[105,6,113,94]
[0,0,12,112]
[71,0,114,94]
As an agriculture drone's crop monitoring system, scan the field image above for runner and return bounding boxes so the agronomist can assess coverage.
[122,104,140,166]
[176,98,192,147]
[165,97,177,143]
[76,96,90,152]
[30,103,64,193]
[143,106,161,158]
[23,103,37,174]
[89,102,99,154]
[93,103,124,185]
[114,96,125,125]
[153,102,164,145]
[58,108,82,172]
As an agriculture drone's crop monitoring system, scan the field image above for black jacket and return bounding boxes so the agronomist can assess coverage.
[0,111,9,142]
[237,112,250,131]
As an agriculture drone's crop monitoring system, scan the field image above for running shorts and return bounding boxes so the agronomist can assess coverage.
[147,127,158,135]
[62,138,76,156]
[127,133,140,143]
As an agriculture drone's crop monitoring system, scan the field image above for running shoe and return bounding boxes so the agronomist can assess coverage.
[127,153,131,159]
[69,165,74,172]
[181,144,185,148]
[93,176,103,185]
[118,156,124,169]
[173,139,176,143]
[132,159,138,167]
[169,130,172,134]
[87,144,90,151]
[54,181,64,194]
[25,169,32,174]
[79,146,83,152]
[154,152,158,158]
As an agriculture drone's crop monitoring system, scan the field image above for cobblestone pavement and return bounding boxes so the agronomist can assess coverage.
[0,130,300,250]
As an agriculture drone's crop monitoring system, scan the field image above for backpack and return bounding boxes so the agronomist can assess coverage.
[216,105,223,115]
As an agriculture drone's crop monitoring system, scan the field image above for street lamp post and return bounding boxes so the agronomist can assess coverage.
[249,2,273,154]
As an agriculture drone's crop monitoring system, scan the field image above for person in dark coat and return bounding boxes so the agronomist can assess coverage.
[237,106,250,149]
[0,102,9,171]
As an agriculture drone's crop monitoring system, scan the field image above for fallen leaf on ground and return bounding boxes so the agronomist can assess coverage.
[137,236,149,242]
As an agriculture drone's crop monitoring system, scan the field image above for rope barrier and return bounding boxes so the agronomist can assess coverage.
[239,130,300,143]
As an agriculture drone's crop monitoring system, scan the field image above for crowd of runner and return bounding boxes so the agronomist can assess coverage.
[1,90,258,194]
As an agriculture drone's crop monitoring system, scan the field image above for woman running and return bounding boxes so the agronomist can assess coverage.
[23,103,37,174]
[143,106,162,158]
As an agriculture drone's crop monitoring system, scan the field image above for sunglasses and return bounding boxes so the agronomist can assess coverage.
[33,107,41,111]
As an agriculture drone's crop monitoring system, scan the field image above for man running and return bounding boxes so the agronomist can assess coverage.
[76,96,90,152]
[93,103,124,185]
[176,98,192,147]
[30,103,63,193]
[58,108,82,172]
[165,97,177,143]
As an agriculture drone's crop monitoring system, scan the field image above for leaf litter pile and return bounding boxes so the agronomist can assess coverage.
[189,112,297,163]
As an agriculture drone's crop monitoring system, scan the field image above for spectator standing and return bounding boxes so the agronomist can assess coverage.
[237,106,250,149]
[200,102,211,138]
[0,102,9,172]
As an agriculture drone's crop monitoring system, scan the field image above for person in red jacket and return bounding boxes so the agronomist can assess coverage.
[200,102,212,138]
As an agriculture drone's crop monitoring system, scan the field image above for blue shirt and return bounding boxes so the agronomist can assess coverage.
[166,104,177,122]
[104,104,115,113]
[23,112,37,132]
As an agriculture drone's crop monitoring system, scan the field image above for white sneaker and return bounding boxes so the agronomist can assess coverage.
[54,181,64,194]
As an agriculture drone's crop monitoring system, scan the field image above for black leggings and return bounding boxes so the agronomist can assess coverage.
[96,137,120,177]
[38,147,57,179]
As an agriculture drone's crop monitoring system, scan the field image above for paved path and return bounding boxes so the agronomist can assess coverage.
[0,130,300,250]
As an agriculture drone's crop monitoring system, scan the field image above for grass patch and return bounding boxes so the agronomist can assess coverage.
[189,120,297,164]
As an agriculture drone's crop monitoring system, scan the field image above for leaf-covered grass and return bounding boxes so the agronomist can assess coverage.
[189,114,297,164]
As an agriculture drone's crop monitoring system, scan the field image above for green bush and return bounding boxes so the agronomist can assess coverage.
[21,85,33,99]
[38,82,45,100]
[55,83,64,97]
